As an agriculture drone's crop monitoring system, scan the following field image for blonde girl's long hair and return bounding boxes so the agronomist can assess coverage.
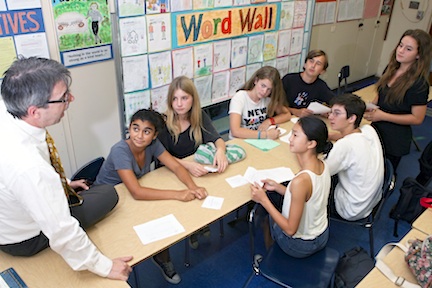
[376,29,431,104]
[240,66,288,117]
[165,76,203,145]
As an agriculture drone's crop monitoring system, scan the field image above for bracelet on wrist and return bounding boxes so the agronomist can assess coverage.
[269,117,276,125]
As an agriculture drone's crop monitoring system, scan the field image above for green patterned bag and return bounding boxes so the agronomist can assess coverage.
[194,142,246,164]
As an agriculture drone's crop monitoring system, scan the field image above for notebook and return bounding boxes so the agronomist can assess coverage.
[244,139,280,151]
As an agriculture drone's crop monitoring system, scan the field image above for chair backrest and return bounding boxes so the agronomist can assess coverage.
[337,65,350,95]
[71,157,105,183]
[373,158,395,219]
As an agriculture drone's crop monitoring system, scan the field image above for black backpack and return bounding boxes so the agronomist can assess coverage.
[390,177,432,237]
[334,246,374,288]
[416,140,432,186]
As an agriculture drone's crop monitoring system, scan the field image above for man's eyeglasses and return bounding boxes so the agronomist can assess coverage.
[46,91,70,104]
[329,110,346,117]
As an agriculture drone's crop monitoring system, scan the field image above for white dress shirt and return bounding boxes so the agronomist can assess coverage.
[0,100,112,277]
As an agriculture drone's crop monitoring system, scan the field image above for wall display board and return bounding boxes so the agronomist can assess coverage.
[0,0,49,79]
[112,0,315,136]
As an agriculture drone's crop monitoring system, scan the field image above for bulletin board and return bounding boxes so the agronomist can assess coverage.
[111,0,316,136]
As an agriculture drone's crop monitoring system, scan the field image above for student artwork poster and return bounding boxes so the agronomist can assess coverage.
[53,0,112,52]
[151,84,169,113]
[124,90,151,126]
[122,54,149,93]
[193,0,214,9]
[229,66,246,97]
[213,40,231,73]
[280,1,294,29]
[214,0,233,8]
[231,37,248,68]
[293,0,307,28]
[146,0,169,14]
[246,63,262,81]
[275,56,289,78]
[288,54,301,73]
[170,0,192,12]
[194,75,213,106]
[247,34,264,64]
[263,32,277,61]
[118,0,145,18]
[119,16,147,57]
[233,0,250,6]
[212,70,230,102]
[290,28,304,55]
[172,47,194,79]
[194,43,213,78]
[263,59,276,68]
[149,51,172,88]
[277,29,291,57]
[146,13,171,53]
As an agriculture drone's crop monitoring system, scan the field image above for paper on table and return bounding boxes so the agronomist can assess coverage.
[244,166,294,187]
[202,196,224,210]
[268,125,287,135]
[225,174,249,188]
[279,130,292,144]
[244,139,280,151]
[133,214,185,245]
[291,117,299,124]
[307,102,331,114]
[204,166,218,172]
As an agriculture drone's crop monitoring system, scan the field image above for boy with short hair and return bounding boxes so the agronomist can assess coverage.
[325,93,384,221]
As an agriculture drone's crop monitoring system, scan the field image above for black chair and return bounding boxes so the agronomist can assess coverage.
[71,156,105,184]
[337,65,350,95]
[330,158,395,257]
[244,203,340,287]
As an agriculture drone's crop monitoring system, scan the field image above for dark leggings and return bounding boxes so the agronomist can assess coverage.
[0,184,118,256]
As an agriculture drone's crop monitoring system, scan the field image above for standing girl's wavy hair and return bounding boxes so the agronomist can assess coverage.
[376,29,432,105]
[165,76,203,146]
[240,66,288,117]
[297,115,333,157]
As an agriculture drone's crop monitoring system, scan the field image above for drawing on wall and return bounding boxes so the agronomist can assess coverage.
[146,0,169,14]
[146,13,171,52]
[231,37,248,68]
[275,55,289,77]
[172,47,194,78]
[170,0,192,11]
[53,0,111,51]
[151,84,169,113]
[233,0,250,6]
[279,1,294,30]
[290,28,303,55]
[194,75,213,106]
[118,0,145,17]
[263,32,277,61]
[119,16,147,57]
[277,29,291,57]
[293,1,307,28]
[194,43,213,77]
[149,51,172,88]
[246,62,262,81]
[212,70,230,102]
[263,59,276,68]
[229,66,246,97]
[124,90,151,126]
[213,39,231,73]
[214,0,232,7]
[247,34,264,64]
[122,54,149,93]
[288,53,301,73]
[193,0,214,9]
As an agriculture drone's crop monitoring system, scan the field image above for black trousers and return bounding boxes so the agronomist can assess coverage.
[0,184,118,257]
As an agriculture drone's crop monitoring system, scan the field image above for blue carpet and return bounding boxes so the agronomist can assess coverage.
[128,115,432,288]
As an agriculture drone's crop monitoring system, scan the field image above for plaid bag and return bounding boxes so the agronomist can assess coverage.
[405,235,432,288]
[194,142,246,164]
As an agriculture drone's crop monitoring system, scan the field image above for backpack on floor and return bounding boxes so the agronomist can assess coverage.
[416,140,432,186]
[333,246,374,288]
[390,177,432,237]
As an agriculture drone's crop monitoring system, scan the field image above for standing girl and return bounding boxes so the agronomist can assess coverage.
[250,116,332,257]
[365,29,431,171]
[229,66,291,140]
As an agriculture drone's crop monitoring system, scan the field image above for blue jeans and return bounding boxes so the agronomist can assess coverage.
[269,216,329,258]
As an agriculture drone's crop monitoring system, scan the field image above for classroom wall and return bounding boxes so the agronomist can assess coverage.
[40,0,431,177]
[310,0,431,90]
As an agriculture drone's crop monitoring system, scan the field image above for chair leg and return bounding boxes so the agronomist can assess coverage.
[368,227,374,258]
[219,218,224,237]
[184,240,190,267]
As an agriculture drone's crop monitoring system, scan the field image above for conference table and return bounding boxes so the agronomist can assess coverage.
[353,83,432,103]
[412,207,432,235]
[0,122,300,287]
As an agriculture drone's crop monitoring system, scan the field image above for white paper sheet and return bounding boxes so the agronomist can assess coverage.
[202,196,224,210]
[279,130,292,144]
[307,102,331,114]
[133,214,185,245]
[366,102,379,110]
[268,125,287,136]
[225,174,249,188]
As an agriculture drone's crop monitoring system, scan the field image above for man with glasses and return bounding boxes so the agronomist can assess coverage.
[325,93,384,221]
[0,57,132,280]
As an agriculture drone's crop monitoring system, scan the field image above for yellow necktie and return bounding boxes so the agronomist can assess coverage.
[46,131,83,207]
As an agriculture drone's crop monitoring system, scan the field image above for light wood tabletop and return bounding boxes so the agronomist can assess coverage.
[353,84,432,103]
[412,208,432,235]
[356,228,427,287]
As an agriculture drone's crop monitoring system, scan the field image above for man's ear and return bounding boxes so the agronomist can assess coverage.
[27,105,40,119]
[347,114,357,124]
